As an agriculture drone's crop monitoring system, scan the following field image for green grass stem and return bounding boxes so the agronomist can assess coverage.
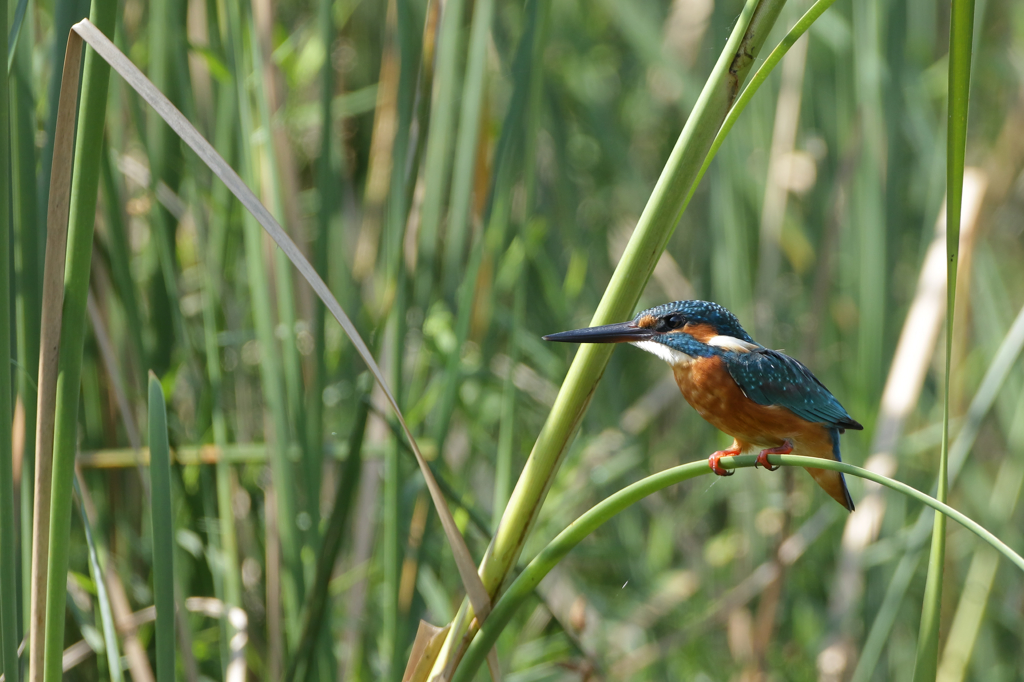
[455,454,1024,682]
[914,0,976,677]
[0,0,20,676]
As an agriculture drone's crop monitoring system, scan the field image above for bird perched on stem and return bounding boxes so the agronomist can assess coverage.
[544,300,861,511]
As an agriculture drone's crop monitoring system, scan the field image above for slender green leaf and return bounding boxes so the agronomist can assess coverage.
[914,0,976,677]
[147,373,175,682]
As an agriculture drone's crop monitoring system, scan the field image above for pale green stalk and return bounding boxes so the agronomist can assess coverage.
[42,3,117,681]
[913,0,975,676]
[454,454,1024,682]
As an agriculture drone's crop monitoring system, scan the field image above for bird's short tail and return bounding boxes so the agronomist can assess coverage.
[804,428,855,511]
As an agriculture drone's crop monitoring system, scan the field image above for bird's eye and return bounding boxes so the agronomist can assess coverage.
[663,313,687,330]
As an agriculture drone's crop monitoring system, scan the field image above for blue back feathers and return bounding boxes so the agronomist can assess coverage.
[636,300,862,431]
[723,348,862,431]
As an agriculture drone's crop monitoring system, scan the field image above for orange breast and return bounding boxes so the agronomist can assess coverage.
[674,356,786,447]
[673,356,833,450]
[674,355,852,508]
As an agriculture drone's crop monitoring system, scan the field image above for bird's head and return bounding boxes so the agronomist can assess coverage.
[543,300,759,366]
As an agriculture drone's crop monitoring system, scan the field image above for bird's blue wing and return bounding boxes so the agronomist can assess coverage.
[722,349,862,430]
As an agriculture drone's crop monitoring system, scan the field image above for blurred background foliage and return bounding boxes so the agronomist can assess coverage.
[6,0,1024,679]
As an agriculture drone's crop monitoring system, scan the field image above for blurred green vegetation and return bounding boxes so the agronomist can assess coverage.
[4,0,1024,680]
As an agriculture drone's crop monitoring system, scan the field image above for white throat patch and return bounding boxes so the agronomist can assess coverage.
[707,335,758,353]
[631,340,694,366]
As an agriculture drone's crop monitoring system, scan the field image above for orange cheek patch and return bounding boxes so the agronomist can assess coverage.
[681,322,716,342]
[636,315,657,328]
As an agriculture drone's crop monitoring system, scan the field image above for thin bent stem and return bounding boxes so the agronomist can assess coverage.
[454,455,1024,682]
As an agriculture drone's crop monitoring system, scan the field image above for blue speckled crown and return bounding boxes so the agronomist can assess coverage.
[635,300,755,343]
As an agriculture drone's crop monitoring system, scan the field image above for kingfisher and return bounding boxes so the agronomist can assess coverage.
[543,300,861,510]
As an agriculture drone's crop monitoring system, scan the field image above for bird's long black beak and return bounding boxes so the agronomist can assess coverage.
[542,321,653,344]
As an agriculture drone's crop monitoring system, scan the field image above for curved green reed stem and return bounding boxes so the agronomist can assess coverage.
[678,0,841,218]
[454,455,1024,682]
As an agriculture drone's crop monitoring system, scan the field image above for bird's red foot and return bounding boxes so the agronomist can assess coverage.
[708,447,741,476]
[755,439,793,471]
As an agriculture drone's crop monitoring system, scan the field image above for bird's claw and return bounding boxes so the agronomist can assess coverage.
[708,450,738,476]
[755,440,793,471]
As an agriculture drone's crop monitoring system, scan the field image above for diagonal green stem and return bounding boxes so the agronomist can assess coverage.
[476,0,786,603]
[454,455,1024,682]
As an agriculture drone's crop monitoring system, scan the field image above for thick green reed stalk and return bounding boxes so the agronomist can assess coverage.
[429,0,788,675]
[40,2,116,681]
[913,0,976,677]
[476,0,785,606]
